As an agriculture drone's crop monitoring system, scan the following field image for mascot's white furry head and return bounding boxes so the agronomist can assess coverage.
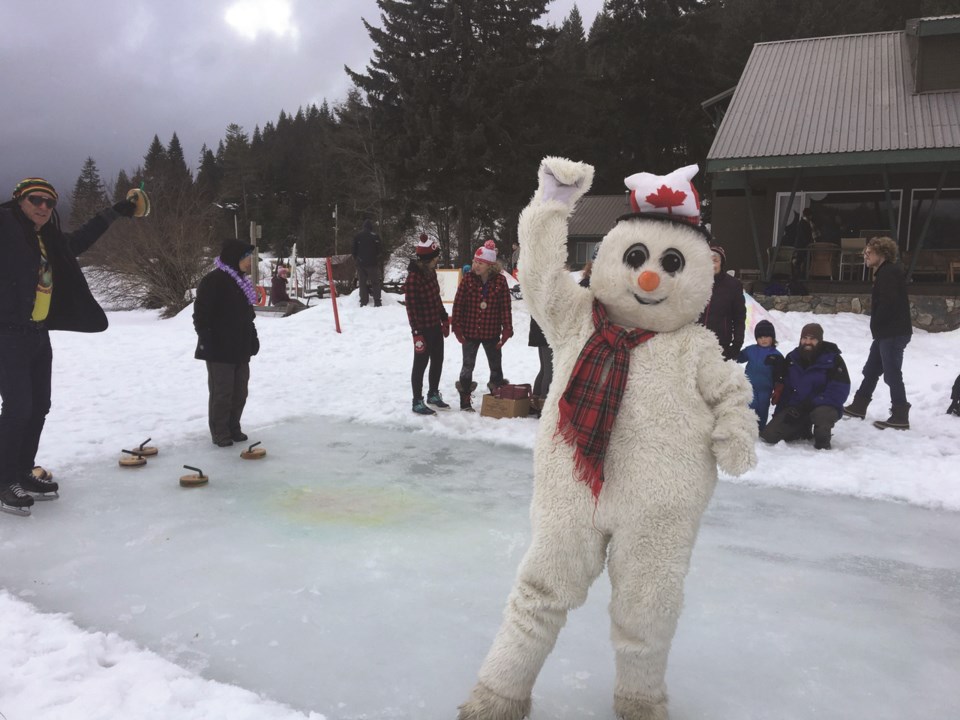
[591,165,714,332]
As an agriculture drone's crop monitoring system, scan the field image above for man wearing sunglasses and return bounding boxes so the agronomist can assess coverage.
[0,177,146,516]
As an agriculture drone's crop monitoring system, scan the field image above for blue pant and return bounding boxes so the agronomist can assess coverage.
[0,328,52,489]
[750,388,772,429]
[856,335,910,405]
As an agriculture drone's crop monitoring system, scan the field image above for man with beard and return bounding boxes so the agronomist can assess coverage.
[760,323,850,450]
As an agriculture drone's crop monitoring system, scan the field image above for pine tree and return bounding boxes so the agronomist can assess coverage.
[68,157,109,231]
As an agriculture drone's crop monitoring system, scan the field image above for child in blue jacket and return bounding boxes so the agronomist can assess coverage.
[738,319,784,429]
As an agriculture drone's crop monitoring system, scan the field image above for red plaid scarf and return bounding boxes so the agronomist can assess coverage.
[557,300,656,499]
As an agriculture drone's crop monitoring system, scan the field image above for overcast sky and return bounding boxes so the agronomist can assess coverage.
[0,0,604,204]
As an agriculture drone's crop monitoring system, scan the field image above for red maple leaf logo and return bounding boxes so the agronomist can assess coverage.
[645,185,687,212]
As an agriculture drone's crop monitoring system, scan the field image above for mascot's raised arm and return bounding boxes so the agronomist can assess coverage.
[458,157,758,720]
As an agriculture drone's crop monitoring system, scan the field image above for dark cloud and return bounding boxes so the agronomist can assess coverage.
[0,0,600,201]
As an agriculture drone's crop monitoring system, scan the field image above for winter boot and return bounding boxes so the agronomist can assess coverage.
[426,391,450,409]
[0,483,35,516]
[412,398,437,416]
[487,378,510,395]
[843,393,871,419]
[947,399,960,416]
[231,431,248,442]
[20,472,59,500]
[813,428,832,450]
[528,395,542,418]
[873,402,910,430]
[456,381,477,412]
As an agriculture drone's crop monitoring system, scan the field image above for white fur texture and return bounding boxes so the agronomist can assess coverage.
[462,157,757,719]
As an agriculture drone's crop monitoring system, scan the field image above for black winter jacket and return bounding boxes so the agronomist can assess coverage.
[193,268,259,363]
[0,202,118,332]
[352,229,382,266]
[870,261,912,339]
[699,271,746,360]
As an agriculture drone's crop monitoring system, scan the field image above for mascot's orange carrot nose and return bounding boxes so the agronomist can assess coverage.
[638,271,660,292]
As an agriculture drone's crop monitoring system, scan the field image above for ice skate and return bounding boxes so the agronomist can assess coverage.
[1,484,35,517]
[20,472,60,500]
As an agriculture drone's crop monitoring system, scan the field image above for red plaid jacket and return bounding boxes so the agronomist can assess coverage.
[452,271,513,341]
[404,261,447,333]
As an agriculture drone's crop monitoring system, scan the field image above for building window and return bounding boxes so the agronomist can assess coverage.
[907,189,960,250]
[574,241,599,266]
[773,191,902,247]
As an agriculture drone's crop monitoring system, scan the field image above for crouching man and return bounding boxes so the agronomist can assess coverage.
[761,323,850,450]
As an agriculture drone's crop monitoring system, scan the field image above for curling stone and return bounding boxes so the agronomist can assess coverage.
[180,465,208,488]
[240,441,266,460]
[119,450,147,468]
[134,437,159,457]
[32,465,54,481]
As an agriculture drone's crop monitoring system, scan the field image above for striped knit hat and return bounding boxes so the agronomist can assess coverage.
[13,177,58,201]
[473,239,498,265]
[415,233,439,260]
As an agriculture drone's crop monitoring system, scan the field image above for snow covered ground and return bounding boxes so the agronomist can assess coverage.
[1,291,959,719]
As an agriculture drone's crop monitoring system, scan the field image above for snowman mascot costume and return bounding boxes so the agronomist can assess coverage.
[458,158,757,720]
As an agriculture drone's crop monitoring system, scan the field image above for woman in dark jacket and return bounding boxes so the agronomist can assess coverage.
[404,234,449,415]
[698,244,746,360]
[0,177,142,516]
[193,239,260,446]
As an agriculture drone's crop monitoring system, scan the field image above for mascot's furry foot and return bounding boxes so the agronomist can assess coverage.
[614,695,669,720]
[458,683,531,720]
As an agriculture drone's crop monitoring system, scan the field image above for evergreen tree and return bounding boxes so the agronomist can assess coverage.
[68,157,109,231]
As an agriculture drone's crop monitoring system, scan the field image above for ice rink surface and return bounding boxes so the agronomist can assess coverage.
[4,416,958,720]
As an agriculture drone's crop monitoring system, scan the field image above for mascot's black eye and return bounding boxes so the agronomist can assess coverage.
[660,249,685,275]
[623,244,650,269]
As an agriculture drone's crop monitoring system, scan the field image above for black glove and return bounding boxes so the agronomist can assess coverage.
[251,335,260,357]
[112,199,136,218]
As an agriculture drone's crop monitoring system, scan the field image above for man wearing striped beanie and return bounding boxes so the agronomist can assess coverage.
[0,177,149,516]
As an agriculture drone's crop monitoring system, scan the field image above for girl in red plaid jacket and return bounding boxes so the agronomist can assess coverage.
[451,240,513,411]
[405,235,450,415]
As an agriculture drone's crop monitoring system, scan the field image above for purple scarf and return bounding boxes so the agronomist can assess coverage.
[215,257,256,305]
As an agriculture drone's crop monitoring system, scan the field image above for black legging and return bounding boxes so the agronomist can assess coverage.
[533,346,553,399]
[411,326,444,400]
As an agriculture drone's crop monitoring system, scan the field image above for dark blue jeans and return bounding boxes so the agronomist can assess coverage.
[0,328,52,489]
[857,335,910,405]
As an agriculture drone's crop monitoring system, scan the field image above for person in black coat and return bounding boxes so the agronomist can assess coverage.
[194,239,260,447]
[948,374,960,417]
[0,177,144,515]
[698,244,746,361]
[843,236,913,429]
[352,218,383,307]
[528,317,552,417]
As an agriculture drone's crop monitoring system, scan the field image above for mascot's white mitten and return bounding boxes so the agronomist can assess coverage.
[534,156,594,208]
[460,158,757,720]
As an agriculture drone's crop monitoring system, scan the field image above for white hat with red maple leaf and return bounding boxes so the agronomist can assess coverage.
[624,165,701,225]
